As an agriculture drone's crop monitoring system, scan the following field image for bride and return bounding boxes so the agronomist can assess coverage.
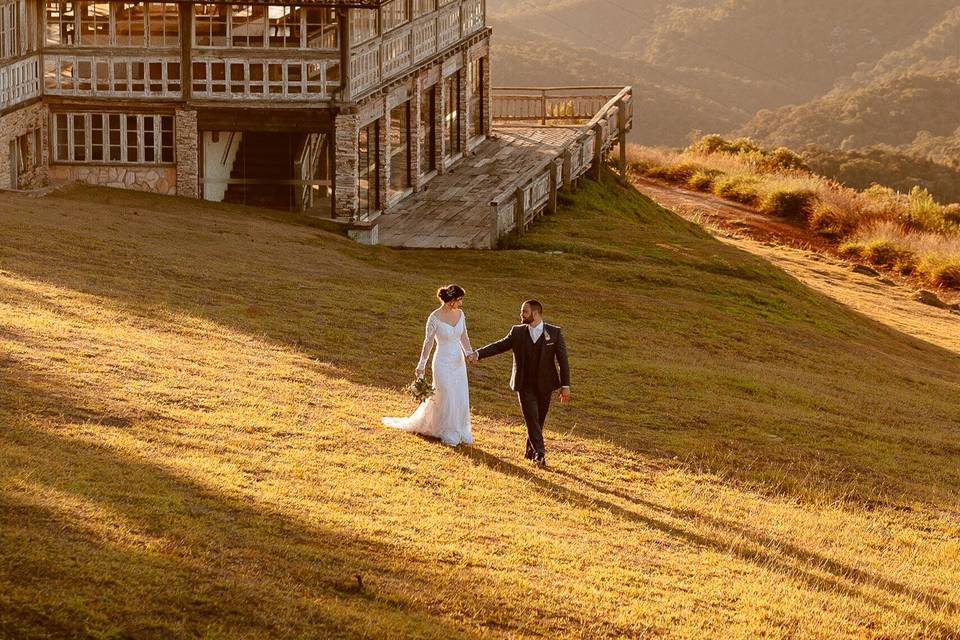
[382,284,474,446]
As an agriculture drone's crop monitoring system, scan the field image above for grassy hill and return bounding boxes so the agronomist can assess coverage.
[2,177,960,638]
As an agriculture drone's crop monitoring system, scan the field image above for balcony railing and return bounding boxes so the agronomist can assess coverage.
[491,86,629,125]
[349,0,486,98]
[0,55,41,110]
[488,86,634,247]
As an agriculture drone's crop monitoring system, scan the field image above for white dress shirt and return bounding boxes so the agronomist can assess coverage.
[527,321,569,389]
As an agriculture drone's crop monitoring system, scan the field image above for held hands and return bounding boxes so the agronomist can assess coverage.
[558,387,571,403]
[415,368,425,379]
[466,352,479,365]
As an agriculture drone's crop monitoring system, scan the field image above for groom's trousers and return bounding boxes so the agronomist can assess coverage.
[518,387,552,459]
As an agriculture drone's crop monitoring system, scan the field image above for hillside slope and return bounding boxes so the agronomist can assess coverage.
[1,180,959,638]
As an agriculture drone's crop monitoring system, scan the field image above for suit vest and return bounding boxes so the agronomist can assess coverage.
[520,332,543,390]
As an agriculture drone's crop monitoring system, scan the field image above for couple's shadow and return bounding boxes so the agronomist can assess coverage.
[413,434,959,633]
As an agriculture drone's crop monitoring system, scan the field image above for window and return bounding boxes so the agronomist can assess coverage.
[303,6,336,49]
[53,112,174,164]
[349,8,377,45]
[45,1,76,45]
[114,2,146,46]
[77,1,110,46]
[267,5,297,48]
[194,3,227,46]
[230,4,265,47]
[358,120,380,217]
[419,84,436,174]
[390,101,411,195]
[147,2,178,46]
[1,1,18,58]
[443,71,460,158]
[468,57,484,140]
[381,0,408,32]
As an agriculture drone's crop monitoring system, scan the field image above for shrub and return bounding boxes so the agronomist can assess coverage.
[859,239,917,272]
[904,186,945,232]
[687,168,722,191]
[918,256,960,289]
[757,147,809,173]
[758,188,817,218]
[942,203,960,227]
[713,175,761,205]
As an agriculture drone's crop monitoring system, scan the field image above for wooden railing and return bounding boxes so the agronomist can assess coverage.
[0,55,40,109]
[491,86,627,125]
[488,86,633,248]
[349,0,487,98]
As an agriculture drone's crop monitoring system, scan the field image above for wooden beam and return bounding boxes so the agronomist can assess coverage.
[196,108,333,131]
[180,2,193,101]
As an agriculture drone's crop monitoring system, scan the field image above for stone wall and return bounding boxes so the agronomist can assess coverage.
[334,111,359,219]
[174,109,199,198]
[0,101,49,190]
[48,165,177,194]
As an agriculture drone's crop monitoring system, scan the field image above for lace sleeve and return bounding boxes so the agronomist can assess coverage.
[459,314,474,356]
[417,313,438,372]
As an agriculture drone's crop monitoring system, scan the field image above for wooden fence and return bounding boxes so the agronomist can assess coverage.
[488,86,633,248]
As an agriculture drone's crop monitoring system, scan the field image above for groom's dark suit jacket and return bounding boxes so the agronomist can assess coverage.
[477,323,571,393]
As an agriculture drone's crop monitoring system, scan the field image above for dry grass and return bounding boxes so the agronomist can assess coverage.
[627,139,960,289]
[1,177,960,639]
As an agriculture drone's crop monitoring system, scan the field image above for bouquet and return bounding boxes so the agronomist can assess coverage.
[406,376,435,404]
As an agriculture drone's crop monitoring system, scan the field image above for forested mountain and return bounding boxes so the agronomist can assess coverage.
[489,1,960,199]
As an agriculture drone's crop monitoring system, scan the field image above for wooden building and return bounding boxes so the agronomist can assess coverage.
[0,0,490,237]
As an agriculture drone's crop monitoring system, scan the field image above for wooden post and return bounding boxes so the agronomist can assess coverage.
[547,158,558,215]
[590,123,603,181]
[617,100,628,183]
[338,8,352,102]
[562,147,573,190]
[540,89,546,125]
[180,4,192,101]
[514,187,524,237]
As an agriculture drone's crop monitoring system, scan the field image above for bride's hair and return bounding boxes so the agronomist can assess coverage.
[437,284,466,303]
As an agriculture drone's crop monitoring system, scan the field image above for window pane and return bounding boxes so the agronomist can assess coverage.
[77,1,110,45]
[231,4,265,47]
[114,2,146,46]
[194,3,226,46]
[46,1,76,45]
[148,2,179,46]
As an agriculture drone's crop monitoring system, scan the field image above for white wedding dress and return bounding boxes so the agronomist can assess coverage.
[382,310,474,446]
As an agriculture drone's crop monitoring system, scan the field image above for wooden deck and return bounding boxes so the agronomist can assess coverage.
[377,126,581,249]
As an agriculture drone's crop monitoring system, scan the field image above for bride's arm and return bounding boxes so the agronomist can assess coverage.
[459,316,475,357]
[416,313,438,376]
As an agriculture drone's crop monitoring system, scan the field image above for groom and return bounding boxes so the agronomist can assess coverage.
[471,300,571,465]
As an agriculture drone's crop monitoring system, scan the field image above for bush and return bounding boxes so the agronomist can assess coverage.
[859,239,917,272]
[904,186,945,232]
[687,168,722,191]
[917,256,960,288]
[810,200,858,237]
[757,147,809,173]
[942,203,960,227]
[713,175,761,205]
[759,188,817,218]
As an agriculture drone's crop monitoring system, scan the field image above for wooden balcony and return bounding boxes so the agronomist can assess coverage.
[0,55,41,110]
[348,0,485,98]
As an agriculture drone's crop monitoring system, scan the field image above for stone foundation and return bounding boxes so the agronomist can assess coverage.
[0,101,49,190]
[49,165,177,194]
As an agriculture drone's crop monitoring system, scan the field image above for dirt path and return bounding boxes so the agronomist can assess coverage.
[632,177,960,356]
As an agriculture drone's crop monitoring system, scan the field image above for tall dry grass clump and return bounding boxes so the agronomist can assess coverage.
[627,135,960,288]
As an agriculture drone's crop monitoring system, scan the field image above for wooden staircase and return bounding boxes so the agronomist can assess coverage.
[222,132,305,210]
